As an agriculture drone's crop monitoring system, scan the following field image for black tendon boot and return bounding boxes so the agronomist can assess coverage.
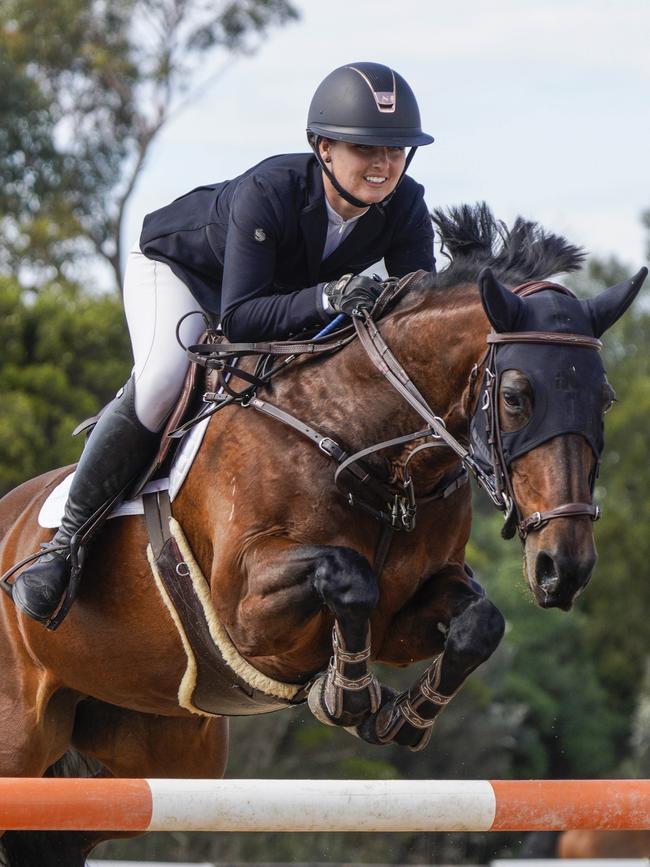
[12,378,159,625]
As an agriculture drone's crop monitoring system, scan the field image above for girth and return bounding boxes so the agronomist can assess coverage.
[143,488,311,715]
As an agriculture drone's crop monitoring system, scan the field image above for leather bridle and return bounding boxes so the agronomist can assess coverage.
[185,274,603,546]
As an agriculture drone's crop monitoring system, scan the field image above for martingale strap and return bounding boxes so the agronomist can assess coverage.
[352,310,500,504]
[248,396,468,535]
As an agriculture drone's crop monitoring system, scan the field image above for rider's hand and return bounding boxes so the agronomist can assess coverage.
[324,274,383,317]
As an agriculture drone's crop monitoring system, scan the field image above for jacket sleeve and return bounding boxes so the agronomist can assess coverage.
[384,186,436,277]
[219,174,329,342]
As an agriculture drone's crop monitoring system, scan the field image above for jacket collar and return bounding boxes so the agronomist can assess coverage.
[299,156,387,282]
[300,158,327,284]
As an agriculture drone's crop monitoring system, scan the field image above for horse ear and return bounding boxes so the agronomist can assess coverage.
[583,267,648,337]
[478,267,525,332]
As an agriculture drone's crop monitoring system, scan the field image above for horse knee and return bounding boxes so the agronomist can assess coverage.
[312,546,378,619]
[447,597,505,664]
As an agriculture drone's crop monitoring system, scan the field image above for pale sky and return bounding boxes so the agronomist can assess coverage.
[123,0,650,281]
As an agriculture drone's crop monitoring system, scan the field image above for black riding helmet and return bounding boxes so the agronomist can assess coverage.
[307,62,434,209]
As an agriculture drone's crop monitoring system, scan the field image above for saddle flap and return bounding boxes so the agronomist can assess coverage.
[132,332,222,495]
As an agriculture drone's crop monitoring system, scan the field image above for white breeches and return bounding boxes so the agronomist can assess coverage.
[123,247,206,432]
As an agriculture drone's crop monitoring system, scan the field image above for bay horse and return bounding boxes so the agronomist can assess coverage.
[0,204,645,865]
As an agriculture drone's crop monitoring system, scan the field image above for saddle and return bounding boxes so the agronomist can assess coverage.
[135,331,222,493]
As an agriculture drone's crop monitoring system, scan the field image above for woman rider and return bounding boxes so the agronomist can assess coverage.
[12,61,435,626]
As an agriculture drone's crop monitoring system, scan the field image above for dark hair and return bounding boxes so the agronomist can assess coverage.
[429,203,585,288]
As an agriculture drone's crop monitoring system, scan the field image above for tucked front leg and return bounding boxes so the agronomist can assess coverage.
[224,540,380,727]
[308,546,381,726]
[358,566,505,750]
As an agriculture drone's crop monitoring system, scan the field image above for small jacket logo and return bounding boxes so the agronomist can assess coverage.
[254,228,266,242]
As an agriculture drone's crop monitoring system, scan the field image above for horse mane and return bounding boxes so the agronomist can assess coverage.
[426,202,586,289]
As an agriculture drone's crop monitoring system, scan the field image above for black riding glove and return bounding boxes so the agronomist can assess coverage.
[324,274,383,317]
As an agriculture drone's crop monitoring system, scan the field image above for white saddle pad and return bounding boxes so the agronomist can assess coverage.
[38,415,210,529]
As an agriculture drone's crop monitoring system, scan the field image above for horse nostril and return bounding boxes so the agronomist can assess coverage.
[535,551,560,593]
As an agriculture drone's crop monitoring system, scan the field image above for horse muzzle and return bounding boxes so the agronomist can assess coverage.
[526,534,597,611]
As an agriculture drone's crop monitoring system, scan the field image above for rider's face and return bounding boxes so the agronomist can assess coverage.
[319,139,407,216]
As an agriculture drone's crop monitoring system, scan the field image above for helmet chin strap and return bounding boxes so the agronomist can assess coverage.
[311,136,417,210]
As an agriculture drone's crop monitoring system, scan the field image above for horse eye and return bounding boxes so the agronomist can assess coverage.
[503,390,522,409]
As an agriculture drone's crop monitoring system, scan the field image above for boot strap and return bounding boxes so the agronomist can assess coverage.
[45,487,126,631]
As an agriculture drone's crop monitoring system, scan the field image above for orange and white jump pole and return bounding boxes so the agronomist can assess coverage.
[0,779,649,832]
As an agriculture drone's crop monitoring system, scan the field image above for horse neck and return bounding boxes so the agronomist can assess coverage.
[271,284,489,453]
[366,285,489,438]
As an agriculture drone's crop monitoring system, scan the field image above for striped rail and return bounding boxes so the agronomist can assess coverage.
[0,779,648,832]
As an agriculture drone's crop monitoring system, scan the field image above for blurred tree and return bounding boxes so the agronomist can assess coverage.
[0,276,131,495]
[581,296,650,718]
[0,0,298,290]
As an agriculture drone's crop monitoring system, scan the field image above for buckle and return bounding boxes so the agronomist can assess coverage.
[319,437,344,460]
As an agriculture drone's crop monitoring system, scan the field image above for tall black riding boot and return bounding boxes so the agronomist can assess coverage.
[12,377,159,625]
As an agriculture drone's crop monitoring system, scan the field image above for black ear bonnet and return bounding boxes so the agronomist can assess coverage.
[470,289,607,473]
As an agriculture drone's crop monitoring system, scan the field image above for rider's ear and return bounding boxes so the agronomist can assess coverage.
[319,137,333,163]
[582,267,648,337]
[478,268,525,332]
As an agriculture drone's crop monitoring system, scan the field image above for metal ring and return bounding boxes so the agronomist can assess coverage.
[175,562,191,578]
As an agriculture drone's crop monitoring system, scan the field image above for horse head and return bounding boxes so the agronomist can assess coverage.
[474,265,647,609]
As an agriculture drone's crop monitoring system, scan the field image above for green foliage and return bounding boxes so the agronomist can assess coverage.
[0,277,131,494]
[579,301,650,718]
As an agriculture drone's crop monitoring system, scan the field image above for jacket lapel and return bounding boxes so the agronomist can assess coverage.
[299,161,327,285]
[299,157,388,281]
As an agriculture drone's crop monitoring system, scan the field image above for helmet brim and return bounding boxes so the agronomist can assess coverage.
[308,123,434,147]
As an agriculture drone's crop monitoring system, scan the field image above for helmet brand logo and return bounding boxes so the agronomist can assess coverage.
[376,92,395,110]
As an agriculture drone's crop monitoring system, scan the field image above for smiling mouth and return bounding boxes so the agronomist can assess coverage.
[364,175,387,185]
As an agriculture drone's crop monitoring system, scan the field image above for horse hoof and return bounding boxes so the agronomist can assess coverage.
[350,685,398,746]
[352,686,434,751]
[307,674,377,728]
[307,676,337,727]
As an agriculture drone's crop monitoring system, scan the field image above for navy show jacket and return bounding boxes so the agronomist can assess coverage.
[140,153,435,341]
